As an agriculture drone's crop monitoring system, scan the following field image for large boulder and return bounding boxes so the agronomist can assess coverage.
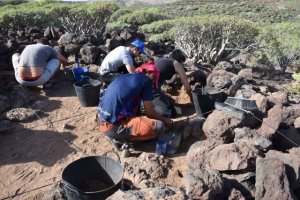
[258,104,283,139]
[206,142,260,171]
[234,127,272,151]
[186,167,224,200]
[80,44,99,64]
[282,104,300,126]
[186,140,223,169]
[203,110,242,143]
[266,149,300,190]
[206,70,237,89]
[255,157,296,200]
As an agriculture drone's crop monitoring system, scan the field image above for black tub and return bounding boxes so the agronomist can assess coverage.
[62,153,123,200]
[73,77,101,107]
[192,86,227,117]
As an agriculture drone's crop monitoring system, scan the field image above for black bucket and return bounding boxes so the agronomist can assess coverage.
[73,77,101,107]
[192,86,227,117]
[62,152,123,200]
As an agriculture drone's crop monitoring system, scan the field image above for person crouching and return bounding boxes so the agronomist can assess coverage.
[97,61,173,143]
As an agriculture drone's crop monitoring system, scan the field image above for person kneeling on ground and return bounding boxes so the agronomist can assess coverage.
[98,39,146,85]
[12,38,68,88]
[151,50,193,117]
[97,61,173,143]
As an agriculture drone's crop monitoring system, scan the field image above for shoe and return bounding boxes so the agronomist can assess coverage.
[107,137,124,150]
[42,82,52,90]
[42,81,60,91]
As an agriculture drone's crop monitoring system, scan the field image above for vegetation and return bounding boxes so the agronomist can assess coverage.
[109,7,169,28]
[0,1,119,38]
[161,1,300,23]
[0,0,299,69]
[259,23,300,72]
[0,0,27,6]
[174,16,260,65]
[55,2,119,38]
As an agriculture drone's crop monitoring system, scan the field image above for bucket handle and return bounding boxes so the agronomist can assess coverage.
[81,84,92,88]
[103,150,121,163]
[79,76,90,81]
[61,180,82,196]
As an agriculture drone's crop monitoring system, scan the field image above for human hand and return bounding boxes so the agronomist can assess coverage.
[163,118,173,126]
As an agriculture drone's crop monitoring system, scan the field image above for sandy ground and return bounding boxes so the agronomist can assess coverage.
[0,70,197,200]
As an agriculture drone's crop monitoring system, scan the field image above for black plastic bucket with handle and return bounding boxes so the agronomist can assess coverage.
[192,86,227,117]
[73,77,101,107]
[62,152,123,200]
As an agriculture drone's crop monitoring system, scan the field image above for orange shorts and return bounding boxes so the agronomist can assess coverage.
[99,116,157,141]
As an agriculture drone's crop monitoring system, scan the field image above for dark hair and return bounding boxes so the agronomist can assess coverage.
[36,38,50,45]
[170,49,186,63]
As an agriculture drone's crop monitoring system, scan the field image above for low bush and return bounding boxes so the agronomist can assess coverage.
[109,8,132,22]
[140,19,176,34]
[55,2,119,38]
[118,7,169,27]
[259,22,300,72]
[174,16,260,65]
[0,0,27,6]
[0,3,60,36]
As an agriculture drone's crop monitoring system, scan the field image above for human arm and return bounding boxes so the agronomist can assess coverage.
[173,60,193,102]
[125,64,136,73]
[143,100,173,126]
[57,53,69,68]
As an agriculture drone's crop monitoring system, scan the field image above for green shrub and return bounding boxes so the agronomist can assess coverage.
[109,8,132,22]
[106,21,131,32]
[54,2,119,38]
[118,7,169,26]
[0,3,60,36]
[0,0,27,6]
[0,1,119,39]
[174,16,260,65]
[148,28,175,42]
[140,19,176,34]
[259,22,300,72]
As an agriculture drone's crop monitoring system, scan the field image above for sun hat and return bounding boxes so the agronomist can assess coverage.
[131,39,145,54]
[135,61,160,89]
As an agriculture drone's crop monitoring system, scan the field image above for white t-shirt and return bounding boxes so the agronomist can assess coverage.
[99,46,134,75]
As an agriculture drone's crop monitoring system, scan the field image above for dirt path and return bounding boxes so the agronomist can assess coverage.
[0,72,197,200]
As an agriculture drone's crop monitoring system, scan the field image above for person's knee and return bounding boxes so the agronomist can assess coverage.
[155,120,166,137]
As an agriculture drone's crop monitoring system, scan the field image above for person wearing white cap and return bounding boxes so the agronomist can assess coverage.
[98,39,146,84]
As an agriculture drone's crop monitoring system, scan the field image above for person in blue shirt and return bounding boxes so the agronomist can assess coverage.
[97,61,173,143]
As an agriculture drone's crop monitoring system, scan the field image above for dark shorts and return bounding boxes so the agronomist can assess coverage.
[153,90,177,117]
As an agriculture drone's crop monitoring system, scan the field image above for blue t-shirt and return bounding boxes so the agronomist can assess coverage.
[98,73,154,123]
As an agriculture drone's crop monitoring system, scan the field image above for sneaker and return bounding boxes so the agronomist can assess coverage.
[42,81,60,91]
[42,82,52,90]
[107,137,124,150]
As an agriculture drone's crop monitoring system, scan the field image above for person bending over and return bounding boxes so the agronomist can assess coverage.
[152,50,193,117]
[12,38,68,87]
[98,39,146,84]
[97,61,172,143]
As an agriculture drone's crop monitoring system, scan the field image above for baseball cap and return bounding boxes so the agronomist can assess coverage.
[131,39,145,54]
[135,61,160,89]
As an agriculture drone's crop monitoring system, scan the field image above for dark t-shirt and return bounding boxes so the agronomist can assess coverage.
[155,58,176,85]
[98,73,154,123]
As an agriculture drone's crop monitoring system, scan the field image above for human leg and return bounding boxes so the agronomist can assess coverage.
[12,53,23,84]
[153,90,176,117]
[19,58,60,87]
[124,116,165,141]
